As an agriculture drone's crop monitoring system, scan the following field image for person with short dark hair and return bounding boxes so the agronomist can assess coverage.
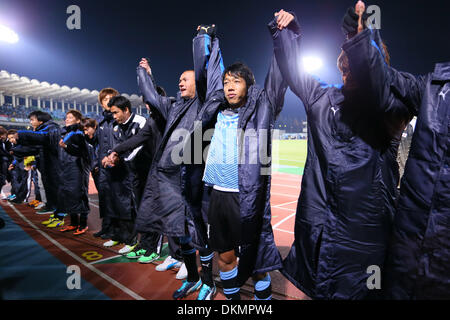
[6,129,29,204]
[0,126,12,200]
[57,110,91,234]
[135,25,222,300]
[93,88,119,239]
[105,74,171,265]
[81,117,100,191]
[199,27,288,300]
[15,111,63,225]
[100,95,147,254]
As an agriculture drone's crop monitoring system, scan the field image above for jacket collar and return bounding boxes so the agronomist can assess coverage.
[432,62,450,81]
[64,123,81,132]
[238,85,263,127]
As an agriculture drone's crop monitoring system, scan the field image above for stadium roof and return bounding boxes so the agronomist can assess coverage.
[0,70,144,107]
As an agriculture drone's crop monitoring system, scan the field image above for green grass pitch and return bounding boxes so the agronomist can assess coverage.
[272,140,307,175]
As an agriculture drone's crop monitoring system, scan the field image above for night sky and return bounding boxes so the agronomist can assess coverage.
[1,0,450,121]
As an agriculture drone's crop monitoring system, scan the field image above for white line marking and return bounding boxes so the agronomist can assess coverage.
[7,203,145,300]
[272,206,296,212]
[271,183,301,189]
[90,255,122,265]
[274,227,294,235]
[272,212,296,229]
[272,200,298,208]
[89,201,99,208]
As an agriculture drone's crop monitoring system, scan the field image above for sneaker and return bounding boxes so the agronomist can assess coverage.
[138,252,160,264]
[126,246,147,259]
[73,226,88,235]
[7,194,16,201]
[47,218,64,228]
[176,263,188,280]
[197,284,216,300]
[118,243,138,255]
[60,225,77,232]
[103,240,119,247]
[35,202,46,210]
[172,279,202,300]
[36,206,55,214]
[27,200,38,206]
[156,256,182,271]
[93,229,107,238]
[41,215,56,225]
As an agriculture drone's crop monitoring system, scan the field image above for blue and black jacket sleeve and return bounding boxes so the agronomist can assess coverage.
[193,34,225,103]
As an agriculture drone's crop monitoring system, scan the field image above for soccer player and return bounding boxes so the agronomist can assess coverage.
[272,5,411,299]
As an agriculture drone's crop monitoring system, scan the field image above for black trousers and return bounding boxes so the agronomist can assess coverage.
[11,167,28,202]
[111,218,137,245]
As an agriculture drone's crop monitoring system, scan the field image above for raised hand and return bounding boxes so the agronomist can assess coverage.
[139,58,152,75]
[342,1,367,39]
[197,24,216,37]
[274,9,295,30]
[355,1,366,34]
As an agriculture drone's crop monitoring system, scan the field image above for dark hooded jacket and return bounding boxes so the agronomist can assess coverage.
[135,34,220,236]
[107,113,147,220]
[96,110,115,219]
[58,124,91,214]
[184,23,289,279]
[17,120,62,210]
[379,62,450,299]
[273,17,411,299]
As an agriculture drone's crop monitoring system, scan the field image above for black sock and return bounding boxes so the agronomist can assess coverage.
[79,215,87,229]
[199,250,214,287]
[181,242,199,283]
[69,213,79,226]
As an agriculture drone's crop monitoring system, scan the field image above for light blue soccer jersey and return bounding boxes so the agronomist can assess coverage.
[203,110,239,191]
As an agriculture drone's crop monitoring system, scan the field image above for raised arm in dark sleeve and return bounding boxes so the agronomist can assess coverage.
[270,14,327,112]
[137,67,173,121]
[343,27,426,117]
[193,33,225,103]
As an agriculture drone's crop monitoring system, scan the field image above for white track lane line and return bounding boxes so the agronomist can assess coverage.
[272,212,296,230]
[271,183,301,189]
[274,227,294,234]
[271,199,298,208]
[7,203,145,300]
[88,201,99,208]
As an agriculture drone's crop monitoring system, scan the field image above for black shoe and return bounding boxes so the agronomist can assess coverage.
[93,230,106,238]
[100,233,113,240]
